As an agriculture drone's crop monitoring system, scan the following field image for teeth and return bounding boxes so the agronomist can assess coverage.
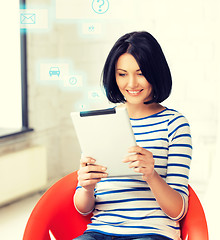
[128,90,141,94]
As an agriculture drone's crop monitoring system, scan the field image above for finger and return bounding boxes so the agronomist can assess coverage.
[123,154,144,163]
[128,146,148,155]
[78,171,108,184]
[80,157,96,167]
[84,172,108,180]
[128,160,145,169]
[86,165,107,173]
[78,165,107,181]
[133,167,143,173]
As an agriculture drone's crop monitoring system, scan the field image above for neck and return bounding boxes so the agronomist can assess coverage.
[124,102,165,119]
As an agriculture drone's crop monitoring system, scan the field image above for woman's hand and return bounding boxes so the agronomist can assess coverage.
[78,156,108,192]
[123,146,155,182]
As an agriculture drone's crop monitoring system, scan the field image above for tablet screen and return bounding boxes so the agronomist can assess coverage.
[71,107,140,177]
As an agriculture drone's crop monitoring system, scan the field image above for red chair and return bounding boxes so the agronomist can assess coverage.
[23,171,209,240]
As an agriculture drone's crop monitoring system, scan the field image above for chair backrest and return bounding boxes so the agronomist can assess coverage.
[180,185,209,240]
[23,172,208,240]
[23,171,91,240]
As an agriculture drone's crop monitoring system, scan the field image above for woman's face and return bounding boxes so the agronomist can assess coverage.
[115,53,153,106]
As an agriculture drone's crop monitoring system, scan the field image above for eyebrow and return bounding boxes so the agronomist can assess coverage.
[116,68,141,72]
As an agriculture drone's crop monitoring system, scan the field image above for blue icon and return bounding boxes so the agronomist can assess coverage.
[88,91,101,99]
[69,76,77,85]
[64,75,83,88]
[49,67,60,77]
[20,13,36,24]
[92,0,109,14]
[92,92,99,98]
[79,104,86,110]
[88,25,95,32]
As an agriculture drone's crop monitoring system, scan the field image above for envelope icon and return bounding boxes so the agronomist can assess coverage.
[20,13,36,24]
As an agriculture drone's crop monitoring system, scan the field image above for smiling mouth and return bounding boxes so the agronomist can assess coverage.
[126,89,143,96]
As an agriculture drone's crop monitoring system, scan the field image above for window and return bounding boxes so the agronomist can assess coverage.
[0,0,33,138]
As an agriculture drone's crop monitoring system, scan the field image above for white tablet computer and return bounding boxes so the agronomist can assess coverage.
[70,107,140,177]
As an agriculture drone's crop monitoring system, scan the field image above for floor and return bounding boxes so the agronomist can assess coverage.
[0,183,217,240]
[0,193,43,240]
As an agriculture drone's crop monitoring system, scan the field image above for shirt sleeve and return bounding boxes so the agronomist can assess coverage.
[166,112,192,220]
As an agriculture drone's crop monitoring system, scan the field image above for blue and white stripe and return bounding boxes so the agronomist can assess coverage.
[77,108,192,240]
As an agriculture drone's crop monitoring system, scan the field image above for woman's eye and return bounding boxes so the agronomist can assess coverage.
[138,73,143,76]
[119,73,126,77]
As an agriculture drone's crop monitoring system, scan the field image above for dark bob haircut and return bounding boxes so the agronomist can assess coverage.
[102,31,172,104]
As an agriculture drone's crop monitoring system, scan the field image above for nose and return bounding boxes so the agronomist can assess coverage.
[127,75,139,89]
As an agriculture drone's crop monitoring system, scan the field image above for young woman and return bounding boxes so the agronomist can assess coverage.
[73,31,192,240]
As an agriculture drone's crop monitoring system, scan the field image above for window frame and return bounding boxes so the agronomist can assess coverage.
[0,0,33,139]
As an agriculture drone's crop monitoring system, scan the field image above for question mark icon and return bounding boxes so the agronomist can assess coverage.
[92,0,109,14]
[98,0,104,12]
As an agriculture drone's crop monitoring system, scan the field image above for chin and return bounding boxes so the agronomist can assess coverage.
[126,99,146,105]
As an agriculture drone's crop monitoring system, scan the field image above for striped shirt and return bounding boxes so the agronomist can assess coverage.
[75,108,192,240]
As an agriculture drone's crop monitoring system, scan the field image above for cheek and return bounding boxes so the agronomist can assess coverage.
[141,79,152,91]
[116,78,125,90]
[145,81,153,92]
